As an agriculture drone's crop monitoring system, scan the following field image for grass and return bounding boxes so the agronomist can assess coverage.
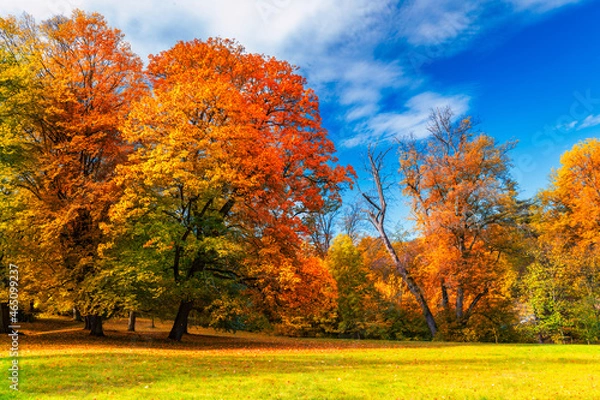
[1,317,599,399]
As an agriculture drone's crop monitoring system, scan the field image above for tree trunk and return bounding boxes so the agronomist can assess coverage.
[0,303,10,334]
[84,315,91,330]
[73,308,82,322]
[441,280,450,312]
[88,315,104,337]
[168,300,194,341]
[151,316,155,329]
[127,311,136,332]
[456,286,464,321]
[377,228,437,337]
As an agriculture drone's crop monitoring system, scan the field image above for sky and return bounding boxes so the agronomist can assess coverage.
[2,0,600,213]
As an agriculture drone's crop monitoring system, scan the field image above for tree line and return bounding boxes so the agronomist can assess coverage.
[0,10,597,343]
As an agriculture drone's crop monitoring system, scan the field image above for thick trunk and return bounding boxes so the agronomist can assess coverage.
[127,311,137,332]
[168,300,194,341]
[463,288,488,323]
[73,308,82,322]
[441,280,450,313]
[88,315,104,337]
[84,315,91,330]
[0,303,9,334]
[456,286,464,321]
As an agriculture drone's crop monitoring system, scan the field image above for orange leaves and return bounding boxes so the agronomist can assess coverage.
[398,109,518,322]
[536,138,600,262]
[0,10,147,315]
[543,139,600,245]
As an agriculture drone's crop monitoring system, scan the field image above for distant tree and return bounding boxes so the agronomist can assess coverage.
[304,202,341,258]
[326,235,389,338]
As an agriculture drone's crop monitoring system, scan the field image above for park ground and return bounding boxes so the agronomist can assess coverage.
[0,317,599,399]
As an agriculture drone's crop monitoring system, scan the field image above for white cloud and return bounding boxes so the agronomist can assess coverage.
[578,114,600,130]
[505,0,582,13]
[396,0,479,46]
[341,91,471,148]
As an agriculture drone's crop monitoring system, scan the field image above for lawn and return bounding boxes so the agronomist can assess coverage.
[1,317,599,399]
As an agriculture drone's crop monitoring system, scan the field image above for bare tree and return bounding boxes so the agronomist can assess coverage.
[361,148,438,337]
[305,202,341,258]
[339,202,367,243]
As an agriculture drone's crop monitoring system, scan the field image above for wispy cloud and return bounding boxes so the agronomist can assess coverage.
[341,91,471,148]
[397,0,480,46]
[505,0,582,13]
[577,114,600,130]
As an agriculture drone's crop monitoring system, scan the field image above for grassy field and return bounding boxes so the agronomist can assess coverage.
[0,317,599,399]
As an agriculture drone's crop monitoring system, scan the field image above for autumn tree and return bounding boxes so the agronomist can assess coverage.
[327,235,398,338]
[399,109,518,337]
[0,11,146,335]
[362,109,519,339]
[107,38,352,340]
[525,139,600,343]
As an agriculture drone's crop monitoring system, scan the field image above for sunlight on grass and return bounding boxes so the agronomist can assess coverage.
[1,318,598,399]
[2,342,599,399]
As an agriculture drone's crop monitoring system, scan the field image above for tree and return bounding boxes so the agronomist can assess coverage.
[362,109,519,339]
[398,109,518,337]
[0,11,146,335]
[107,38,353,340]
[327,235,392,338]
[526,139,600,343]
[362,148,438,337]
[304,202,341,258]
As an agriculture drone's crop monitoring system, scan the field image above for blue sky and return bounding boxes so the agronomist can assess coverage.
[3,0,600,209]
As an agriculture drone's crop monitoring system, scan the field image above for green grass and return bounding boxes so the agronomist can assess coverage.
[1,318,599,399]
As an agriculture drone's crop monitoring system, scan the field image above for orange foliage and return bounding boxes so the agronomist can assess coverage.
[109,38,352,336]
[0,11,146,315]
[399,110,518,326]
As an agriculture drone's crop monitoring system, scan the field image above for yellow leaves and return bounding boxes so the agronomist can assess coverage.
[538,138,600,251]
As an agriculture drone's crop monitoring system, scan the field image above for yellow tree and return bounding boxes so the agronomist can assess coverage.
[108,38,352,340]
[0,11,146,335]
[529,139,600,343]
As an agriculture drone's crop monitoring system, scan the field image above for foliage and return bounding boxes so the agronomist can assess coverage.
[523,139,600,343]
[0,11,146,327]
[398,108,519,338]
[326,235,392,338]
[106,37,352,339]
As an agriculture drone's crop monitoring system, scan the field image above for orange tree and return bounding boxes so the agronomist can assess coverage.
[0,11,146,335]
[526,139,600,343]
[363,109,519,339]
[107,38,352,340]
[399,109,519,338]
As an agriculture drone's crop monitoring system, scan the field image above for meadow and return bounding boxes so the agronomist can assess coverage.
[1,317,599,400]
